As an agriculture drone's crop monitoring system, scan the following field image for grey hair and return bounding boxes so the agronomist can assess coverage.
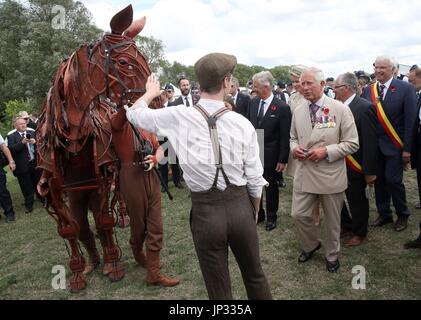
[252,71,274,88]
[300,67,325,83]
[375,55,397,70]
[231,76,240,87]
[337,72,359,94]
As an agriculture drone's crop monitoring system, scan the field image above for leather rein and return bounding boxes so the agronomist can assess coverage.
[95,36,147,110]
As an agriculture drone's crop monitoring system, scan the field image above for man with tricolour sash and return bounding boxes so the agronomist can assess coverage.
[362,55,417,232]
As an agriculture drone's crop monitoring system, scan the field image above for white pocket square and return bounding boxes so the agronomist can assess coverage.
[270,115,276,118]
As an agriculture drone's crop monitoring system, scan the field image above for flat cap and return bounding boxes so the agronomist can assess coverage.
[194,53,237,91]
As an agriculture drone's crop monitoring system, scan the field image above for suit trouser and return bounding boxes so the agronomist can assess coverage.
[0,169,14,217]
[168,141,182,185]
[159,164,168,188]
[292,191,343,262]
[416,137,421,205]
[190,185,272,300]
[375,150,410,218]
[171,159,182,185]
[28,161,42,199]
[341,170,369,237]
[15,172,34,210]
[158,138,169,188]
[119,163,163,252]
[259,164,279,221]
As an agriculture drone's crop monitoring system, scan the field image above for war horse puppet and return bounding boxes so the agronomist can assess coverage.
[36,5,154,292]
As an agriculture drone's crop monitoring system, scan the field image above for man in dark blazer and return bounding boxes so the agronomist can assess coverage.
[166,76,192,189]
[362,56,417,232]
[7,116,40,213]
[335,73,378,247]
[406,67,421,249]
[247,71,291,231]
[229,76,250,116]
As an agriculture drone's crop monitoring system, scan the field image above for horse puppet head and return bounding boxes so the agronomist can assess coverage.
[39,5,157,165]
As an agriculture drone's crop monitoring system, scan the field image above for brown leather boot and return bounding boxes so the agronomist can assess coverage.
[130,241,146,268]
[81,237,100,275]
[146,250,179,287]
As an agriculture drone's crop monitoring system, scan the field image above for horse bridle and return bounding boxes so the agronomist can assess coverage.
[100,38,146,109]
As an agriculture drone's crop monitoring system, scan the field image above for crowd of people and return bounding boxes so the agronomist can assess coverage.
[124,53,421,299]
[0,111,42,223]
[2,53,421,300]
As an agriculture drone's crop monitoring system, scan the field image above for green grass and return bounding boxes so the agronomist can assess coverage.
[0,170,420,300]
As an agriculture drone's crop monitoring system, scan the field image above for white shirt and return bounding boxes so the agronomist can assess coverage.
[307,95,326,111]
[344,94,357,107]
[182,94,193,107]
[232,92,238,105]
[20,131,35,161]
[0,134,5,145]
[125,98,268,198]
[260,93,274,116]
[378,77,393,100]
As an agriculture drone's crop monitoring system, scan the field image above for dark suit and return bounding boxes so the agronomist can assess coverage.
[166,96,192,186]
[247,95,291,223]
[410,91,421,231]
[234,91,250,117]
[363,79,417,219]
[7,129,40,211]
[341,95,378,236]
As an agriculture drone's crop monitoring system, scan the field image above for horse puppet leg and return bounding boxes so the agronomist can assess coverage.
[90,176,125,282]
[45,178,87,292]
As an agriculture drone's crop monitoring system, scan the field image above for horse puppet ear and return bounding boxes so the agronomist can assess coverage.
[123,17,146,39]
[110,4,133,35]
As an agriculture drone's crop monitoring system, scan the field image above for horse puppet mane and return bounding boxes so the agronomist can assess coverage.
[37,43,115,172]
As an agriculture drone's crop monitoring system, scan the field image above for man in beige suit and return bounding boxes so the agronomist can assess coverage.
[290,67,359,272]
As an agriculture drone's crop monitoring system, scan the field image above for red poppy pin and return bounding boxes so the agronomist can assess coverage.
[271,105,277,111]
[322,106,329,115]
[390,85,397,93]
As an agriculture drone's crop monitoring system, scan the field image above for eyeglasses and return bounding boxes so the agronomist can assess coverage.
[166,90,173,93]
[333,85,346,89]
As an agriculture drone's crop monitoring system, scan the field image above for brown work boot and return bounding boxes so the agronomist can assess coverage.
[130,241,147,268]
[146,250,179,287]
[81,237,100,275]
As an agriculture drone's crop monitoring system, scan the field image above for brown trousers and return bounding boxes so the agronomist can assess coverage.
[119,163,163,252]
[190,185,272,300]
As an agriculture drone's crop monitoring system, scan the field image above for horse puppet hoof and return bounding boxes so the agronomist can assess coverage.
[69,273,87,293]
[105,263,125,282]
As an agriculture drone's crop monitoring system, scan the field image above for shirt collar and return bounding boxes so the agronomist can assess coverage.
[197,98,225,112]
[381,77,394,89]
[308,95,326,108]
[344,93,357,106]
[262,93,274,107]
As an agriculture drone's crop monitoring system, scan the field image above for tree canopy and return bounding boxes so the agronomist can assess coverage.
[0,0,292,133]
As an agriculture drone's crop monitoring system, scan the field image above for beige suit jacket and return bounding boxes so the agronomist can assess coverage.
[290,96,359,194]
